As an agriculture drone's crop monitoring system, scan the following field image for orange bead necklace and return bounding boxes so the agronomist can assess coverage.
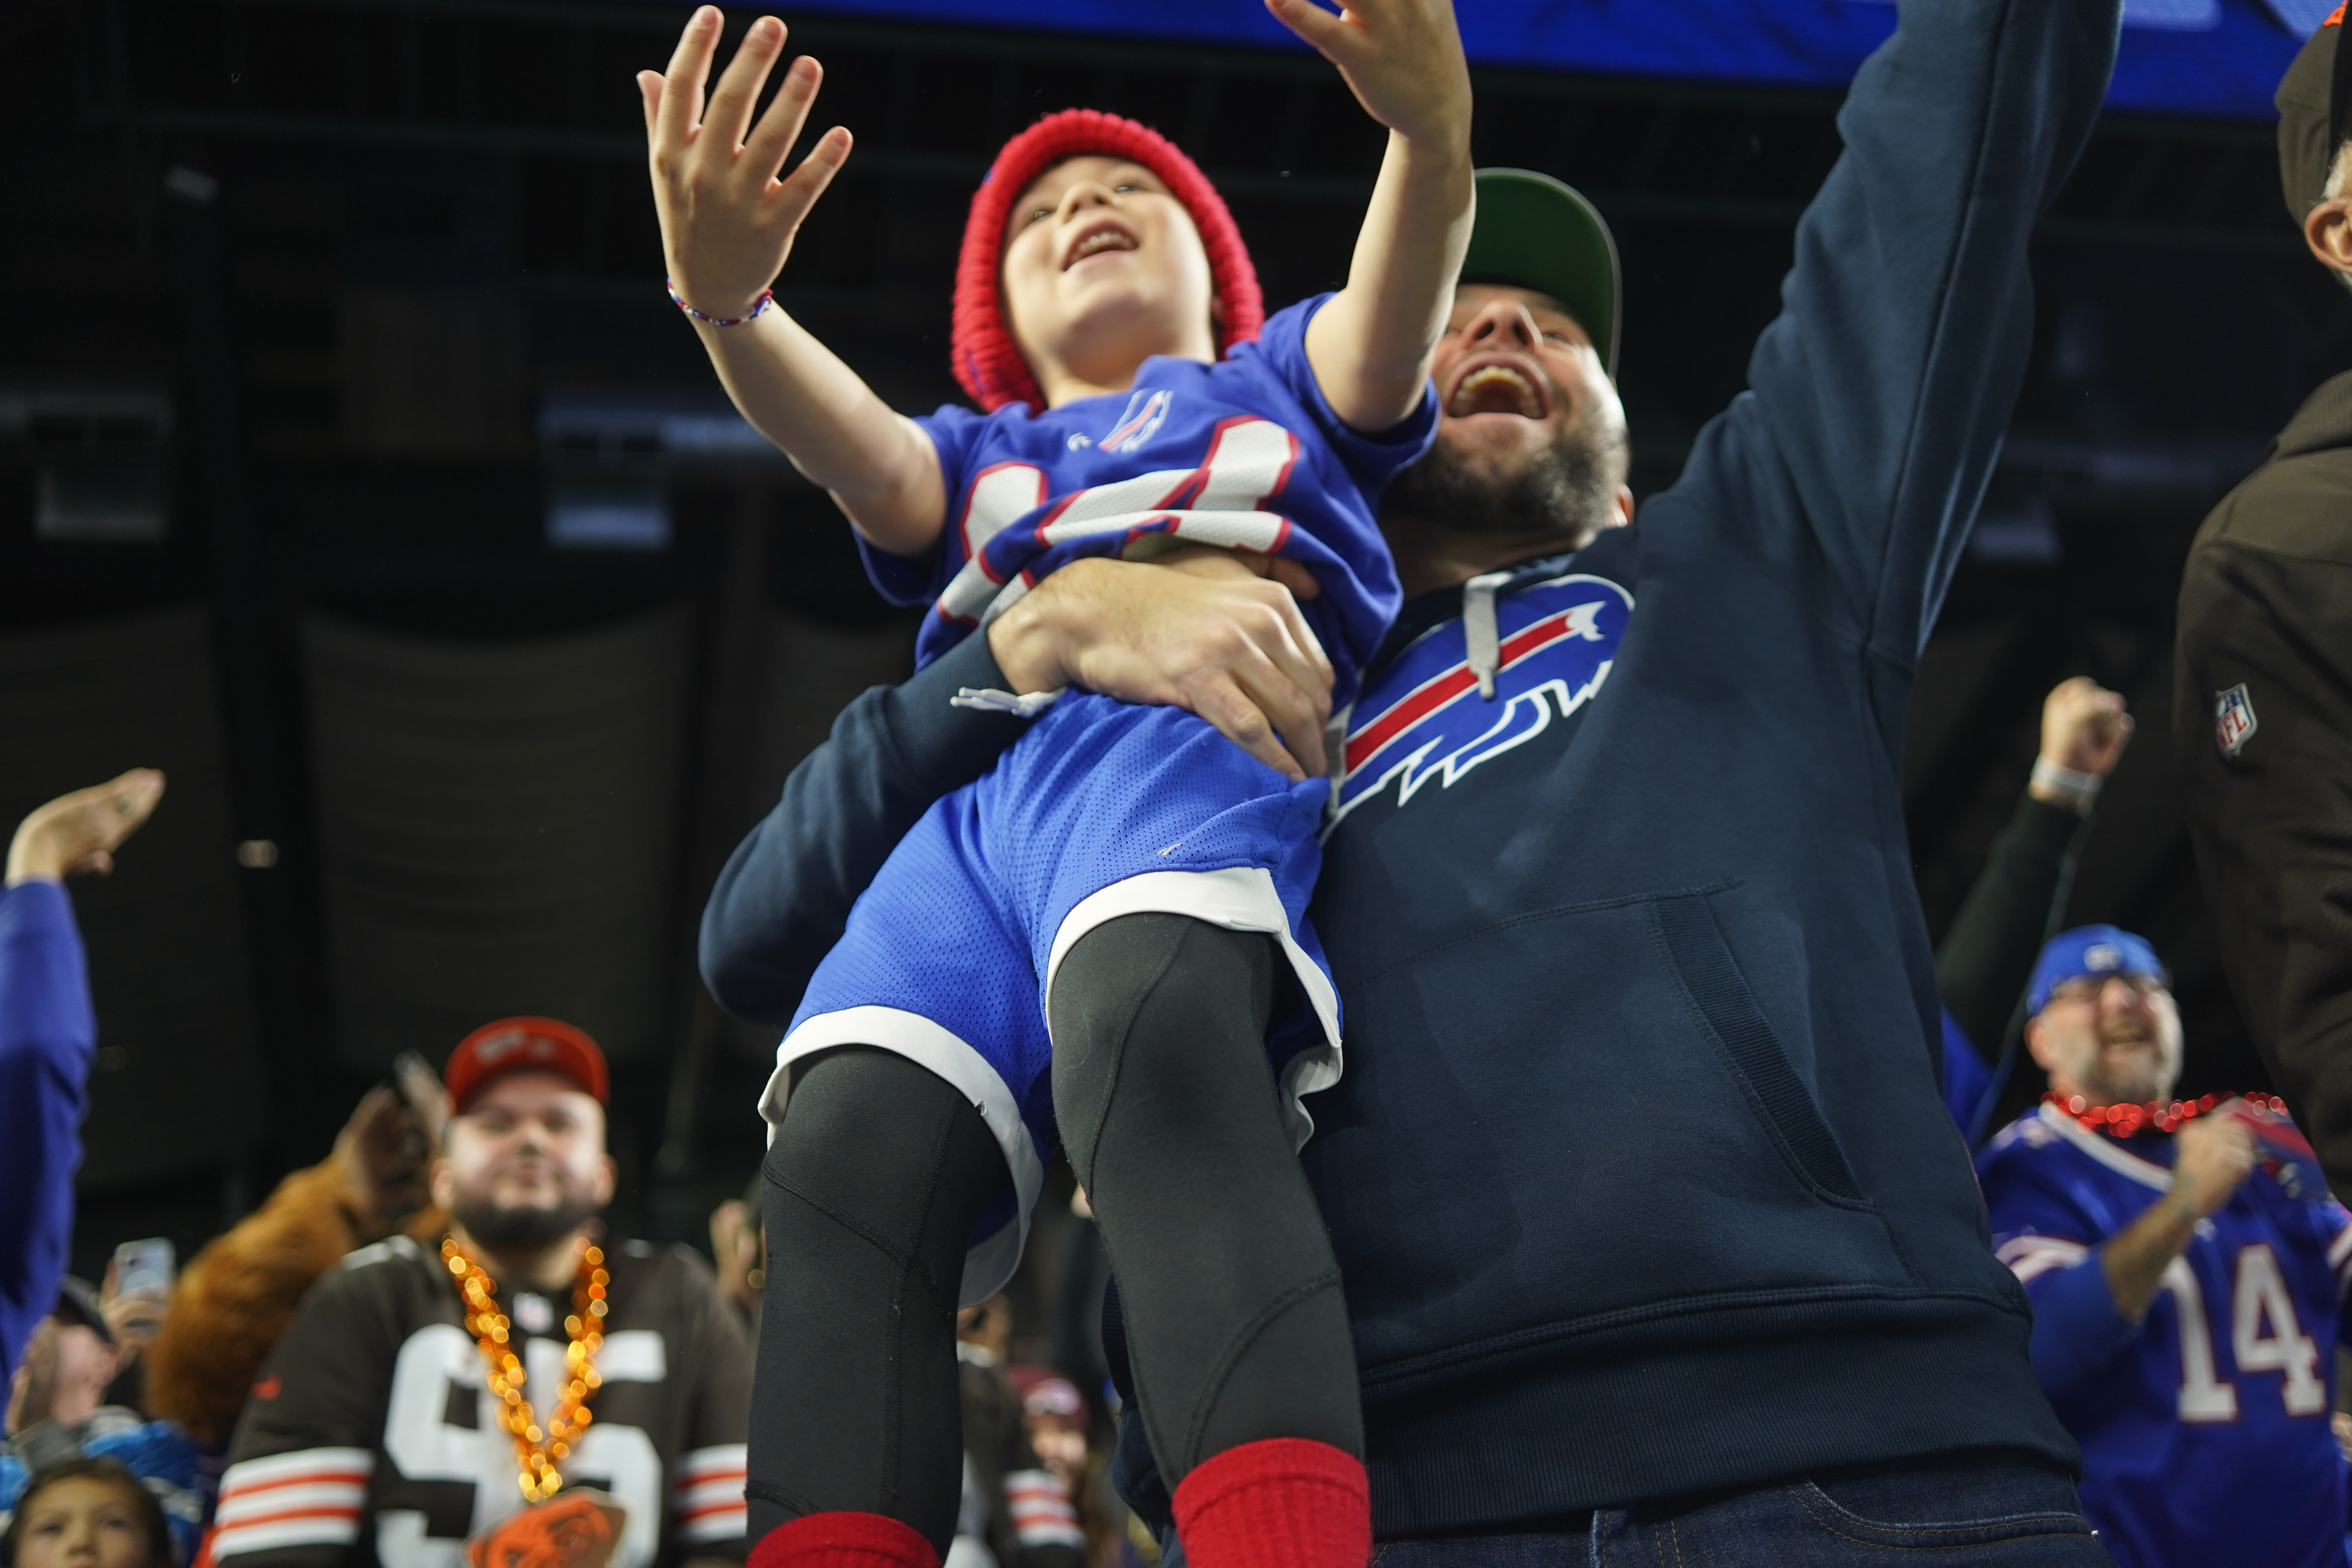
[441,1236,608,1503]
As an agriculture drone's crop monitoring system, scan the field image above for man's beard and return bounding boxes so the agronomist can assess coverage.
[2081,1034,2174,1107]
[1383,412,1627,547]
[453,1192,597,1253]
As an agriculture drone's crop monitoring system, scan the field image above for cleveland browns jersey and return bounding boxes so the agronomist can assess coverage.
[212,1236,751,1568]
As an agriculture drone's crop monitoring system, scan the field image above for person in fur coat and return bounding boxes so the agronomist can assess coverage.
[144,1062,446,1449]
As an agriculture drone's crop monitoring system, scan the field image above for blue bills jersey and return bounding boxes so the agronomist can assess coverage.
[1978,1104,2352,1568]
[865,294,1433,705]
[772,297,1433,1307]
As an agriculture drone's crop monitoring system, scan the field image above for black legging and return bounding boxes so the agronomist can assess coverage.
[746,913,1361,1555]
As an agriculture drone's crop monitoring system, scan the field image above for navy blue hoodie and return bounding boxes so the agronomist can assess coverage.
[701,0,2120,1528]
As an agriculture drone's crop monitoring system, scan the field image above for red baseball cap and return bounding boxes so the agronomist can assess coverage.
[445,1016,610,1111]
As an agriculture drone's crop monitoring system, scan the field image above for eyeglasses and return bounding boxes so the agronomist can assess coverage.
[2047,973,2169,1007]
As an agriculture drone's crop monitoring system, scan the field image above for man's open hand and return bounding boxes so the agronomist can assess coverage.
[988,552,1337,782]
[638,6,851,322]
[336,1069,445,1236]
[6,769,165,887]
[1265,0,1470,152]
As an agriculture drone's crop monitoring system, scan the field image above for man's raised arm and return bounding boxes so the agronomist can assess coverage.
[1730,0,2119,656]
[698,554,1335,1024]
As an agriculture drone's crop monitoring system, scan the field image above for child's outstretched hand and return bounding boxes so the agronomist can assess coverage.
[1266,0,1470,150]
[638,6,851,322]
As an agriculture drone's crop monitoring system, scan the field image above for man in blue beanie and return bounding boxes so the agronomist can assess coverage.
[1977,924,2352,1568]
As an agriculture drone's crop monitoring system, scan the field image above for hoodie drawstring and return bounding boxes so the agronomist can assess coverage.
[1462,571,1513,699]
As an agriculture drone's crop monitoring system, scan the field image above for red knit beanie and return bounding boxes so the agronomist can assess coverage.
[952,109,1264,412]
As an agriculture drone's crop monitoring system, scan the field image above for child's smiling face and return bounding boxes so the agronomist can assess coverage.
[999,156,1219,402]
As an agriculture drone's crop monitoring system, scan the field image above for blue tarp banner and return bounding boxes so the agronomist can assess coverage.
[784,0,2334,120]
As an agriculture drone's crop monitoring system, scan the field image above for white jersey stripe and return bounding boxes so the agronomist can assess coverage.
[2037,1102,2172,1190]
[1041,463,1201,529]
[956,463,1048,567]
[215,1482,369,1527]
[673,1479,745,1513]
[212,1515,367,1559]
[678,1506,748,1544]
[939,417,1301,626]
[1191,419,1297,510]
[1036,505,1288,551]
[1005,1466,1082,1549]
[1996,1234,2091,1285]
[220,1446,375,1493]
[2009,1249,2091,1284]
[673,1445,748,1486]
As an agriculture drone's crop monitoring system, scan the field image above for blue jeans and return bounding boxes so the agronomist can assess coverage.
[1367,1459,2107,1567]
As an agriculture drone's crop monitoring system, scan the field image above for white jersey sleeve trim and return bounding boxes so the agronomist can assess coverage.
[1004,1470,1083,1550]
[672,1443,747,1541]
[212,1449,376,1561]
[673,1445,747,1485]
[212,1517,368,1559]
[220,1448,376,1492]
[1045,866,1342,1150]
[214,1482,371,1529]
[763,1007,1045,1308]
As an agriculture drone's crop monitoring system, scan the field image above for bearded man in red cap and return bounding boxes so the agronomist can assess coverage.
[210,1020,754,1568]
[635,4,1473,1568]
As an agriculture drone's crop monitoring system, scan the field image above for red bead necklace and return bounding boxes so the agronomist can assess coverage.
[2042,1090,2287,1138]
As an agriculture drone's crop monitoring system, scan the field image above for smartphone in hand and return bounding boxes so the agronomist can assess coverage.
[113,1237,174,1300]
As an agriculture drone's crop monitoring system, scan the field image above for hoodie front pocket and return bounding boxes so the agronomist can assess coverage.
[1305,882,1912,1367]
[1649,891,1864,1204]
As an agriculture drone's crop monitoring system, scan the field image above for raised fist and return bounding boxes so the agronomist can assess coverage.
[2171,1106,2258,1221]
[2038,677,2132,782]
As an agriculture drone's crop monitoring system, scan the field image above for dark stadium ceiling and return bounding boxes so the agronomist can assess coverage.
[66,0,2316,244]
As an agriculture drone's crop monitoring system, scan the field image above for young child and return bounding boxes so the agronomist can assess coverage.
[638,8,1470,1568]
[4,1459,174,1568]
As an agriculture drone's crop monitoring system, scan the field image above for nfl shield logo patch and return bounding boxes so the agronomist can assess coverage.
[2214,684,2258,759]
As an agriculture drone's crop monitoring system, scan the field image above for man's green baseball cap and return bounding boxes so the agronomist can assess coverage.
[1461,168,1622,380]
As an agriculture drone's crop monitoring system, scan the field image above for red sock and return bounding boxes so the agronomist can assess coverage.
[747,1514,938,1568]
[1171,1439,1372,1568]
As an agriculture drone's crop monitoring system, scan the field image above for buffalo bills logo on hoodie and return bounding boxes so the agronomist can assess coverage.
[1331,572,1632,827]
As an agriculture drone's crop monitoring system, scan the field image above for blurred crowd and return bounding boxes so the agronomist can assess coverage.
[0,771,1141,1568]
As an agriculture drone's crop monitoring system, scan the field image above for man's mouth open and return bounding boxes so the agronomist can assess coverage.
[1444,358,1550,420]
[1062,220,1139,271]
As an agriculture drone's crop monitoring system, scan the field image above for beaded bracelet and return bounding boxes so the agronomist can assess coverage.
[667,278,774,327]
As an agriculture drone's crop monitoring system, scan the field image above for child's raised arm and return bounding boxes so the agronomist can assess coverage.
[639,7,944,555]
[1273,0,1474,435]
